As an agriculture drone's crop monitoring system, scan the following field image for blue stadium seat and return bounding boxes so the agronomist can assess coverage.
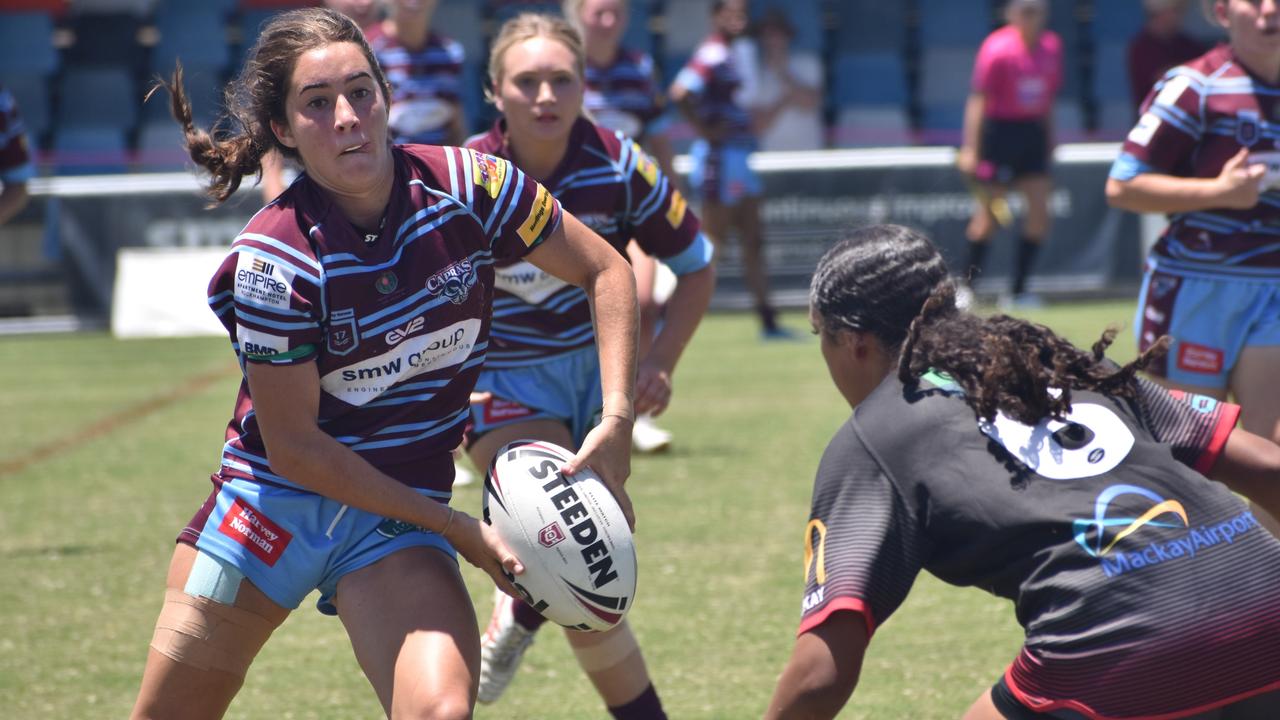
[436,0,486,61]
[1091,0,1147,43]
[154,0,236,15]
[53,126,131,175]
[1097,99,1138,139]
[919,46,977,107]
[0,12,59,76]
[152,6,232,73]
[751,0,823,54]
[1092,41,1130,102]
[833,51,907,107]
[489,1,561,23]
[238,8,283,62]
[917,0,993,49]
[834,0,907,53]
[833,106,912,148]
[66,12,147,71]
[663,0,714,58]
[135,120,190,171]
[0,72,51,145]
[57,66,140,133]
[622,0,655,53]
[1054,99,1086,142]
[141,65,224,127]
[919,103,965,132]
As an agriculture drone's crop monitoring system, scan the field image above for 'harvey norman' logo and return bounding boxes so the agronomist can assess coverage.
[1074,484,1261,578]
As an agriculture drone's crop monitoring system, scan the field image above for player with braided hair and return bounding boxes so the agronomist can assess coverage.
[766,224,1280,719]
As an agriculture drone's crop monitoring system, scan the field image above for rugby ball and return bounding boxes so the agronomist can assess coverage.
[482,440,637,632]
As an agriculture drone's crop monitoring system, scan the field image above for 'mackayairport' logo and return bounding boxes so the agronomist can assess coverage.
[1073,484,1261,578]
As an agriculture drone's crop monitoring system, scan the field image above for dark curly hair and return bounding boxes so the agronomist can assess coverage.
[810,224,1170,425]
[147,7,392,205]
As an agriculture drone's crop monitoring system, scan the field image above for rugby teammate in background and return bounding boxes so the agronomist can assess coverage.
[670,0,792,339]
[956,0,1062,309]
[1107,0,1280,535]
[767,223,1280,719]
[567,0,684,453]
[465,13,715,719]
[130,8,640,718]
[0,85,34,226]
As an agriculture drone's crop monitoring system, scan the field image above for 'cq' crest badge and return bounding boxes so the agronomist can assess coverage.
[375,271,398,295]
[327,308,360,356]
[1237,110,1261,147]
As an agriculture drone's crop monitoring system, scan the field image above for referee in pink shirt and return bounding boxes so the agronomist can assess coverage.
[955,0,1062,309]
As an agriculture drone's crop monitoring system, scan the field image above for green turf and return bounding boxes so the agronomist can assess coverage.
[0,300,1140,718]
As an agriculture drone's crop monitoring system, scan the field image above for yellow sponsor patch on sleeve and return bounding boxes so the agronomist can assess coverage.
[517,183,554,247]
[665,189,688,228]
[633,143,659,186]
[470,150,507,200]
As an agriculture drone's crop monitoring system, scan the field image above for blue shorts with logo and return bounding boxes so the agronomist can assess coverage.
[183,476,454,615]
[689,139,763,205]
[469,345,602,448]
[1135,260,1280,389]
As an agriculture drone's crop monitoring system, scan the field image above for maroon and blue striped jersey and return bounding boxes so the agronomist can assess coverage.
[584,48,666,141]
[671,33,755,147]
[0,86,34,185]
[365,24,465,146]
[466,118,710,367]
[1112,44,1280,275]
[800,373,1280,719]
[206,145,561,495]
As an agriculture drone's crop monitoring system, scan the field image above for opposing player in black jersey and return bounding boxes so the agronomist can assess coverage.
[766,224,1280,719]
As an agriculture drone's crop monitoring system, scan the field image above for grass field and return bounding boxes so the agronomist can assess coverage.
[0,301,1139,718]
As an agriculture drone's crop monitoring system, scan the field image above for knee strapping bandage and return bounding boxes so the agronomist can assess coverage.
[150,589,275,678]
[570,621,640,673]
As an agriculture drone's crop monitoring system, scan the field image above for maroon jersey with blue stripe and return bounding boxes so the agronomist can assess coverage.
[206,145,561,494]
[365,24,465,146]
[0,86,35,185]
[584,48,666,141]
[466,118,708,367]
[671,33,755,147]
[1112,45,1280,275]
[801,373,1280,719]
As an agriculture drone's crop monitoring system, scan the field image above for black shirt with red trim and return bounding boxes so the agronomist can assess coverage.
[800,373,1280,719]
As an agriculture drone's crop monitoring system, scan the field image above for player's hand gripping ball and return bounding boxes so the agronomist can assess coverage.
[482,440,637,631]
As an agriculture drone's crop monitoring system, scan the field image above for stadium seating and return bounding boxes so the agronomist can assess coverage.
[833,0,907,54]
[1097,99,1138,139]
[0,73,51,147]
[151,4,232,74]
[64,10,148,72]
[56,66,140,134]
[1090,0,1146,43]
[917,0,993,49]
[436,0,486,61]
[833,51,908,107]
[621,0,655,53]
[832,106,912,148]
[135,120,190,171]
[1091,41,1130,105]
[53,126,131,175]
[0,11,59,76]
[750,0,823,54]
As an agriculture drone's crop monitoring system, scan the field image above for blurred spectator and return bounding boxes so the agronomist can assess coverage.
[366,0,468,146]
[0,86,35,227]
[956,0,1061,309]
[325,0,384,30]
[670,0,792,339]
[567,0,674,173]
[746,9,823,152]
[1127,0,1207,111]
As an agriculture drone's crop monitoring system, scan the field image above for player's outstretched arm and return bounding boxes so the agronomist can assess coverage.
[1212,427,1280,526]
[524,211,639,528]
[765,611,869,720]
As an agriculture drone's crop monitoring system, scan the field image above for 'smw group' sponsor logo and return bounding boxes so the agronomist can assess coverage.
[320,318,481,405]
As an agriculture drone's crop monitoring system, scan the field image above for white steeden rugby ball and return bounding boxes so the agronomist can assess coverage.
[482,440,637,631]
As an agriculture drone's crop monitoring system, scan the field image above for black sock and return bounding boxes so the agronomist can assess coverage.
[965,241,990,285]
[608,684,667,720]
[512,599,548,632]
[757,305,778,332]
[1013,236,1041,295]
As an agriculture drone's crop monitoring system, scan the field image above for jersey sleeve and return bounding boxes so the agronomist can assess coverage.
[1133,377,1240,474]
[460,148,563,262]
[207,228,326,366]
[622,140,712,276]
[0,89,35,184]
[1109,69,1204,182]
[672,41,723,97]
[970,35,1000,94]
[798,421,927,638]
